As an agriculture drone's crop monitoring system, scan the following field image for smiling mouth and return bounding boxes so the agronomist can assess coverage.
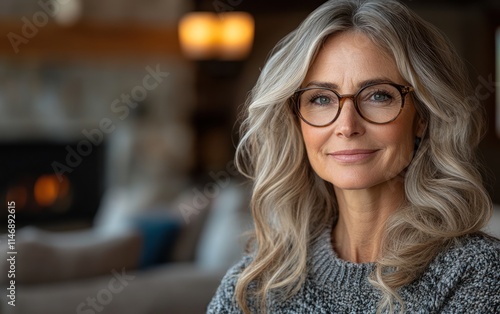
[328,149,379,163]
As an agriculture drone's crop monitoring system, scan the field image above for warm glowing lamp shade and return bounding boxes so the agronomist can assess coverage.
[179,12,254,60]
[218,12,254,60]
[179,12,220,59]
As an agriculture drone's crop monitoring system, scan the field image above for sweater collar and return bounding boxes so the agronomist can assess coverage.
[308,224,376,288]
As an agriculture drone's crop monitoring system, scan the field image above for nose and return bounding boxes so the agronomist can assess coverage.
[333,97,365,138]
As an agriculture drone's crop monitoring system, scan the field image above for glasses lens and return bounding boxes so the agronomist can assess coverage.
[298,88,339,126]
[357,84,403,123]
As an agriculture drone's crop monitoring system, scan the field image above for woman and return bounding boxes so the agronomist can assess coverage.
[208,0,500,313]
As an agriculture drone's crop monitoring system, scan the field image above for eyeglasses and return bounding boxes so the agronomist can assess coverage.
[294,82,414,127]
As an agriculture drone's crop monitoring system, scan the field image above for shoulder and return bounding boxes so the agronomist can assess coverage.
[421,233,500,311]
[207,255,254,314]
[220,254,254,288]
[442,233,500,267]
[428,233,500,277]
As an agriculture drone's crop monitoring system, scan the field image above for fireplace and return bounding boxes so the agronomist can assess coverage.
[1,141,105,231]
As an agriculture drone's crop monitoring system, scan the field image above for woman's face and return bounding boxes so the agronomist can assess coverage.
[300,31,423,191]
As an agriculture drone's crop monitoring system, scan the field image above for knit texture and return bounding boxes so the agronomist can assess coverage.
[207,226,500,313]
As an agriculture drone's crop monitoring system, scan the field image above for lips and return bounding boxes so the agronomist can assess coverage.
[328,149,379,162]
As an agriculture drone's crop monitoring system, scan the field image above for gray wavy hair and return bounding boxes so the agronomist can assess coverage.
[234,0,492,312]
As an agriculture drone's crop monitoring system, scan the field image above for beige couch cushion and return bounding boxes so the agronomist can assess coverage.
[0,226,141,285]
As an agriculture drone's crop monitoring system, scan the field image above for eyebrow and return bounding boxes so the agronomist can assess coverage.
[303,77,397,90]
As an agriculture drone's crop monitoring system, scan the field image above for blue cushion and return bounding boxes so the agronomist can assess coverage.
[133,214,181,269]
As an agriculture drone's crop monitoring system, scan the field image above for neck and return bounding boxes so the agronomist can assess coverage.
[332,179,405,263]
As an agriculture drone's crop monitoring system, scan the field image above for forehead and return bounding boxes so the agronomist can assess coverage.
[304,31,405,90]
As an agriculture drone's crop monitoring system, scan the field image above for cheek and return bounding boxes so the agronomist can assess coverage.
[300,123,330,154]
[385,107,419,159]
[381,125,416,165]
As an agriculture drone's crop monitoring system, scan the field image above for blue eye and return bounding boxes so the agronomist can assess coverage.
[371,92,391,102]
[299,88,338,109]
[312,96,332,105]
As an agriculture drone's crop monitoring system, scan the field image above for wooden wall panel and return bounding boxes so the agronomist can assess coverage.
[0,21,181,58]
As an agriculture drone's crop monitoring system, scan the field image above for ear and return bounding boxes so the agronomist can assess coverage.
[416,117,426,138]
[414,112,426,138]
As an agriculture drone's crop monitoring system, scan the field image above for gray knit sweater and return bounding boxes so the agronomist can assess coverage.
[207,227,500,313]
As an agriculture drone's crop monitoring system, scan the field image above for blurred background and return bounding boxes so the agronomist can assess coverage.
[0,0,499,313]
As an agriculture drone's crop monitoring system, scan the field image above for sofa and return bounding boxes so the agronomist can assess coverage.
[0,181,253,314]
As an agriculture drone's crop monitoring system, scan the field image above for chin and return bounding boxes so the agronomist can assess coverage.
[331,182,376,191]
[321,171,395,190]
[324,175,377,191]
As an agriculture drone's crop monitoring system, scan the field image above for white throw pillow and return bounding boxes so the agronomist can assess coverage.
[195,183,252,270]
